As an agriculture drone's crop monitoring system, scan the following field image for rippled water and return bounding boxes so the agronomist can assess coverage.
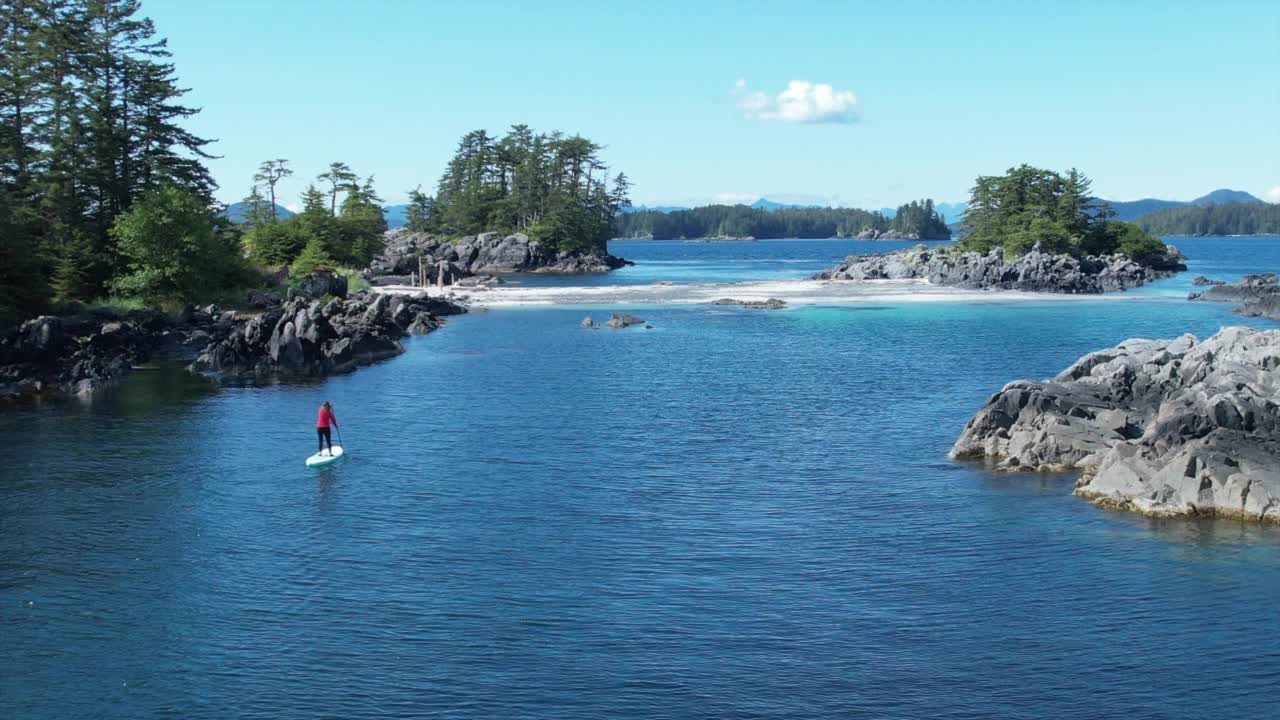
[2,237,1279,719]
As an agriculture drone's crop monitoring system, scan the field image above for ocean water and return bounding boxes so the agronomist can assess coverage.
[2,237,1279,719]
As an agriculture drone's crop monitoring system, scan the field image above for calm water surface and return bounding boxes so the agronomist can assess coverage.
[2,237,1279,719]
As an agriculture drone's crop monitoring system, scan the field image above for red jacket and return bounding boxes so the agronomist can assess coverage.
[316,406,337,429]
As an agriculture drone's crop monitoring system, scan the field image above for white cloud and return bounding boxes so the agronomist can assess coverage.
[1265,186,1280,204]
[733,79,858,124]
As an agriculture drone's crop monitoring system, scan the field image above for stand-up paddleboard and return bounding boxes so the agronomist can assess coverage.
[305,446,345,468]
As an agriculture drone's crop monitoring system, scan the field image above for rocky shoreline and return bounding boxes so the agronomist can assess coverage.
[368,229,631,287]
[950,327,1280,523]
[0,276,465,402]
[814,243,1187,293]
[1189,272,1280,320]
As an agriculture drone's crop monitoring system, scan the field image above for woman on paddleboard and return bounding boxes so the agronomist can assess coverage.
[316,401,338,456]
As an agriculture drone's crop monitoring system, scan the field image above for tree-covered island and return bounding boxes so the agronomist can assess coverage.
[957,165,1167,260]
[616,199,950,240]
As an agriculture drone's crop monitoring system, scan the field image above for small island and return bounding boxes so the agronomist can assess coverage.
[814,166,1186,292]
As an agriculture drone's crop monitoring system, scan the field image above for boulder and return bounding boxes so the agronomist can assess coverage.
[606,313,645,329]
[297,271,348,300]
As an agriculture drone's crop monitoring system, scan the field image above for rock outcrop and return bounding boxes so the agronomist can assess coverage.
[1,278,467,401]
[1189,273,1280,320]
[950,327,1280,522]
[192,290,465,381]
[814,243,1187,293]
[368,229,631,286]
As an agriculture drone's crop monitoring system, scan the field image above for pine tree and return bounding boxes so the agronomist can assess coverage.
[317,161,356,215]
[253,158,291,219]
[405,185,435,233]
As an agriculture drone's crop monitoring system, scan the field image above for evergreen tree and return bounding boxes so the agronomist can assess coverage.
[405,185,435,233]
[289,236,335,277]
[253,158,291,218]
[317,161,355,215]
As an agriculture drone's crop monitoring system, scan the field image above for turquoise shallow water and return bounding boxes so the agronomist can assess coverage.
[2,237,1279,719]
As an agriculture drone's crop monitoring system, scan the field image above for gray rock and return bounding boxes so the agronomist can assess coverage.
[814,244,1187,293]
[951,327,1280,523]
[370,229,631,286]
[190,290,466,382]
[606,313,645,329]
[296,271,348,300]
[710,298,787,310]
[581,316,594,328]
[1190,272,1280,320]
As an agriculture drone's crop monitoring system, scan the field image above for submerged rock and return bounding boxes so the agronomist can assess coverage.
[814,243,1187,293]
[950,327,1280,523]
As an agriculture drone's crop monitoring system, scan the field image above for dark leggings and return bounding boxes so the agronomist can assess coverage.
[317,427,332,452]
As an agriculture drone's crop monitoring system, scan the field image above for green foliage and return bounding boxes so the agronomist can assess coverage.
[1106,221,1167,259]
[1136,202,1280,236]
[343,270,371,293]
[243,221,304,266]
[958,165,1167,260]
[405,186,436,233]
[110,185,243,305]
[0,0,216,318]
[0,189,50,316]
[51,228,108,304]
[429,125,629,253]
[289,237,336,277]
[336,177,386,266]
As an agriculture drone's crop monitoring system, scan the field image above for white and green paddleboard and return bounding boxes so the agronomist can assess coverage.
[305,446,345,468]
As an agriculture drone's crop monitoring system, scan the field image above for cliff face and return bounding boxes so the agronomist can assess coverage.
[951,327,1280,523]
[814,243,1187,293]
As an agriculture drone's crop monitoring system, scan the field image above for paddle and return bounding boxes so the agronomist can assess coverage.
[335,423,344,454]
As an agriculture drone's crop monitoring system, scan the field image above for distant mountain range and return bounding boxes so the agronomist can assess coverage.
[1099,189,1264,222]
[222,201,294,223]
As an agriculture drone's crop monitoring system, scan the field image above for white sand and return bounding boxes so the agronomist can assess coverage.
[374,278,1149,308]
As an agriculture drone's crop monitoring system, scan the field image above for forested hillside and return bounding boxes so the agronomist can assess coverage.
[1136,203,1280,236]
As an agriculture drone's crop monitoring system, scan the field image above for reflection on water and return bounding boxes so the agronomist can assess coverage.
[94,362,218,415]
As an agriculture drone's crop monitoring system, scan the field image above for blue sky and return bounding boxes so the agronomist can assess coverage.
[147,0,1280,210]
